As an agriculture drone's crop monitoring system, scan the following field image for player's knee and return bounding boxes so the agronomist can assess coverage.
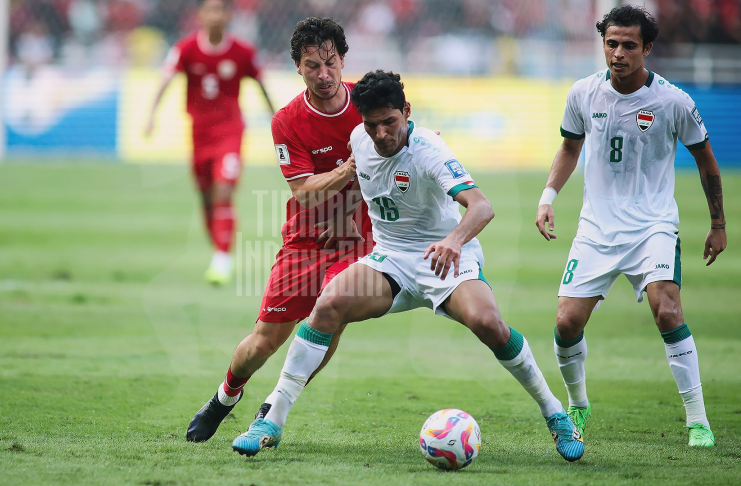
[556,310,586,340]
[466,312,507,347]
[308,295,345,333]
[653,300,683,329]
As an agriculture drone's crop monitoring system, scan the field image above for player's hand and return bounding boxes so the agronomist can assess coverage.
[424,237,462,280]
[336,154,356,179]
[535,204,557,241]
[703,227,726,266]
[315,218,364,251]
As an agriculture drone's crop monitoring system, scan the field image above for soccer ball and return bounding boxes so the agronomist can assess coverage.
[419,409,481,470]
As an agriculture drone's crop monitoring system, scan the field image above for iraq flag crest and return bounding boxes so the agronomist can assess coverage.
[636,109,654,132]
[394,171,410,193]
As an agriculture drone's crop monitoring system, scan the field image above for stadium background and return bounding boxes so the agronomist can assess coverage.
[2,1,741,484]
[4,0,741,167]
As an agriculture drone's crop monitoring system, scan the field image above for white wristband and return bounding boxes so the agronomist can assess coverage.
[538,187,557,206]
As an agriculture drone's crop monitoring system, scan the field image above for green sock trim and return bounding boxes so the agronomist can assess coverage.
[492,327,524,361]
[297,321,333,347]
[554,327,584,348]
[661,323,692,344]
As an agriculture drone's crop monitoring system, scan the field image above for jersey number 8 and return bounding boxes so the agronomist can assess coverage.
[609,136,623,163]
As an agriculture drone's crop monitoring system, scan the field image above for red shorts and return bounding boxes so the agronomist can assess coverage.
[257,241,375,323]
[191,127,244,191]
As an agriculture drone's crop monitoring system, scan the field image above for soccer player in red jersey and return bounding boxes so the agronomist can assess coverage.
[145,0,275,285]
[186,17,375,445]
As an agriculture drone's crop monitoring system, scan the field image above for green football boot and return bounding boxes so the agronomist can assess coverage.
[205,267,231,286]
[567,402,591,437]
[687,423,715,447]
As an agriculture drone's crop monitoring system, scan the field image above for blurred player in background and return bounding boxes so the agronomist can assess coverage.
[145,0,275,285]
[535,5,726,447]
[186,17,374,444]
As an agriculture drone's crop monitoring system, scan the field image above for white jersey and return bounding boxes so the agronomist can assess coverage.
[350,121,484,261]
[561,69,708,245]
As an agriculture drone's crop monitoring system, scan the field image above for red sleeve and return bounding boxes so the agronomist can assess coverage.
[163,39,187,75]
[271,115,315,181]
[239,43,262,81]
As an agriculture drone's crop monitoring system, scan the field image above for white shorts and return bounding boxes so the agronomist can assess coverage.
[558,231,681,304]
[357,247,488,319]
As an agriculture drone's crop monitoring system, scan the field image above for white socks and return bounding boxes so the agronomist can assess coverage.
[554,331,588,408]
[663,329,709,427]
[210,251,232,274]
[496,332,563,419]
[217,384,241,406]
[263,326,330,428]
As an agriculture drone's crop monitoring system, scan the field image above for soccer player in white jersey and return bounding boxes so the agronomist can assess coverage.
[535,5,726,448]
[232,70,585,463]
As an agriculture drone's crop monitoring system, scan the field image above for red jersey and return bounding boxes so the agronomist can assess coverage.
[271,82,372,248]
[165,30,262,131]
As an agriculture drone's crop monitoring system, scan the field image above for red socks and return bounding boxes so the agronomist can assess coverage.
[211,201,235,253]
[223,367,250,397]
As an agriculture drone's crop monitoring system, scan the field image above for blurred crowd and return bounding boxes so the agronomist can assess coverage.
[8,0,741,72]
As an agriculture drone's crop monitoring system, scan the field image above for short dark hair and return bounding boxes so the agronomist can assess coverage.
[596,5,659,46]
[290,17,349,64]
[350,70,406,116]
[197,0,232,8]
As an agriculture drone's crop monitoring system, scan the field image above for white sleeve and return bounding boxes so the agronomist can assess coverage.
[674,92,708,150]
[422,140,477,199]
[560,80,586,140]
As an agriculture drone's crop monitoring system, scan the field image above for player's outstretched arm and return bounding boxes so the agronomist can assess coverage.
[424,188,494,280]
[256,80,276,115]
[535,137,583,241]
[144,71,177,138]
[691,141,727,266]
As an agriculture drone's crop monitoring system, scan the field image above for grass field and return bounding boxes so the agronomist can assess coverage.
[1,162,740,485]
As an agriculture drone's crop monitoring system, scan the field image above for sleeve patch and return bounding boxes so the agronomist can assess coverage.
[444,159,467,179]
[691,106,703,126]
[275,144,290,165]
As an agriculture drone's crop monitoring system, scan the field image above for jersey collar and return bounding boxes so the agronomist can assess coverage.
[605,69,655,87]
[303,83,351,118]
[197,30,233,56]
[405,120,415,147]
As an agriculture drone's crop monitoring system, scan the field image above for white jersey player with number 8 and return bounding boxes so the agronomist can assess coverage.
[535,5,726,448]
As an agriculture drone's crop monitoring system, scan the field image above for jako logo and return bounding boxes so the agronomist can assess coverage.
[592,112,607,119]
[655,263,670,269]
[266,307,287,312]
[359,171,370,180]
[312,146,333,155]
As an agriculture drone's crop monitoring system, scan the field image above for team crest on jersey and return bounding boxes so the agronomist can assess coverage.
[636,109,654,132]
[394,171,410,193]
[218,60,237,80]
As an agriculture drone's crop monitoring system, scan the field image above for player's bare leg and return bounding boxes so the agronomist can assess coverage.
[646,281,714,446]
[232,264,393,456]
[445,280,583,462]
[187,316,348,442]
[198,186,214,238]
[553,296,600,437]
[204,182,236,285]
